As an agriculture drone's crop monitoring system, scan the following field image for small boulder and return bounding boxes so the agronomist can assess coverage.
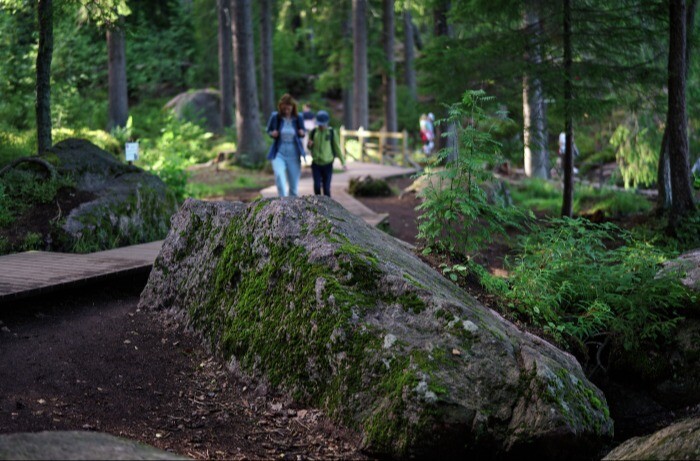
[165,89,223,134]
[0,431,190,460]
[603,416,700,460]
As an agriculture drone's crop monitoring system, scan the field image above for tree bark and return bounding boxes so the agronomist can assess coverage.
[343,9,353,129]
[218,0,234,128]
[561,0,574,218]
[260,0,275,118]
[382,0,397,140]
[522,0,549,179]
[403,9,417,101]
[657,0,697,212]
[232,0,267,165]
[433,0,456,160]
[352,0,369,130]
[667,0,696,226]
[433,0,451,37]
[107,18,129,131]
[36,0,53,154]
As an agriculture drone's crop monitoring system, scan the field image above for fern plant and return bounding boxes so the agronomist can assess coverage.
[416,90,526,257]
[503,218,689,353]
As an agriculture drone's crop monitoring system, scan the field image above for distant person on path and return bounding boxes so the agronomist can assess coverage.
[558,131,579,175]
[266,94,306,197]
[301,103,316,161]
[420,113,435,155]
[307,110,346,197]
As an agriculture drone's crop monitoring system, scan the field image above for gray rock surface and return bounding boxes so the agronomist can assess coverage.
[164,89,223,134]
[661,248,700,291]
[51,138,178,251]
[139,197,613,460]
[0,431,190,460]
[603,416,700,460]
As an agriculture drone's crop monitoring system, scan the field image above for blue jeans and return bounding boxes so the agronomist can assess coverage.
[311,162,334,196]
[272,150,301,197]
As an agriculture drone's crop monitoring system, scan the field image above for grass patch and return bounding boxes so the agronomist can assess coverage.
[510,178,654,217]
[186,164,273,200]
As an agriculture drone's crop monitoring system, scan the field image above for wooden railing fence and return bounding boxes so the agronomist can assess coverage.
[339,127,418,168]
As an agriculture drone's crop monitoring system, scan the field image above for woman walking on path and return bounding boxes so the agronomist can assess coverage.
[306,110,346,197]
[266,94,306,197]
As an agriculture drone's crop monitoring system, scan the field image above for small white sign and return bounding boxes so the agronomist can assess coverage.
[125,142,139,162]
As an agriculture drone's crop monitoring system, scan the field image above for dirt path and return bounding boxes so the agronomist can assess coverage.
[0,277,367,460]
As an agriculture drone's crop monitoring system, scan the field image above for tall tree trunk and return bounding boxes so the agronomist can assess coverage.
[107,19,129,131]
[433,0,457,160]
[657,0,697,212]
[667,0,696,227]
[434,0,451,37]
[382,0,397,141]
[522,1,549,179]
[343,8,353,129]
[260,0,274,118]
[218,0,234,128]
[561,0,574,218]
[232,0,266,165]
[403,9,417,101]
[352,0,369,130]
[657,131,672,211]
[36,0,53,154]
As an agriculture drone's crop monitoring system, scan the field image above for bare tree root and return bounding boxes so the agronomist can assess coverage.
[0,156,57,180]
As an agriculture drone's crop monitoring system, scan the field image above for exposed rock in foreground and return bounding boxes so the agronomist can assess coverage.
[0,431,190,460]
[603,416,700,460]
[139,197,613,460]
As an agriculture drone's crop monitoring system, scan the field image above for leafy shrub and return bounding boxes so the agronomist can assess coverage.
[416,90,526,256]
[502,218,688,355]
[610,115,661,189]
[139,115,213,201]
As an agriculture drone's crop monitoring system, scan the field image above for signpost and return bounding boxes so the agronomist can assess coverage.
[125,142,139,165]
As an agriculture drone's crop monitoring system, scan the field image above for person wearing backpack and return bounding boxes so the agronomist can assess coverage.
[265,94,306,197]
[306,110,346,197]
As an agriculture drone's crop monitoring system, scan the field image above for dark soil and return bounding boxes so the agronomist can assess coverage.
[0,276,367,460]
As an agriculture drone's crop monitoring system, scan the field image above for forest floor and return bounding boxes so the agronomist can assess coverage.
[0,170,695,460]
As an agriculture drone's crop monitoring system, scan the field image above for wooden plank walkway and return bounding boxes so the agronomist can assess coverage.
[260,161,417,227]
[0,241,163,303]
[0,162,417,304]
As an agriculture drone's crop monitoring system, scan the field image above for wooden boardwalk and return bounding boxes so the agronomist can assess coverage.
[260,161,417,227]
[0,162,417,304]
[0,241,163,303]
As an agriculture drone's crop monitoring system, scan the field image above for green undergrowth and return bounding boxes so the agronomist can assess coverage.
[471,217,693,361]
[510,178,654,217]
[0,167,74,228]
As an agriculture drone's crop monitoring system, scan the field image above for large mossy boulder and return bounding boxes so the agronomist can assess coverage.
[139,197,613,460]
[51,138,178,251]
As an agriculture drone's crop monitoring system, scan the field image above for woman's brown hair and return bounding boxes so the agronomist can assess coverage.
[277,93,298,117]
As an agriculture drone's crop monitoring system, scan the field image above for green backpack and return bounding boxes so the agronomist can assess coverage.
[309,127,340,158]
